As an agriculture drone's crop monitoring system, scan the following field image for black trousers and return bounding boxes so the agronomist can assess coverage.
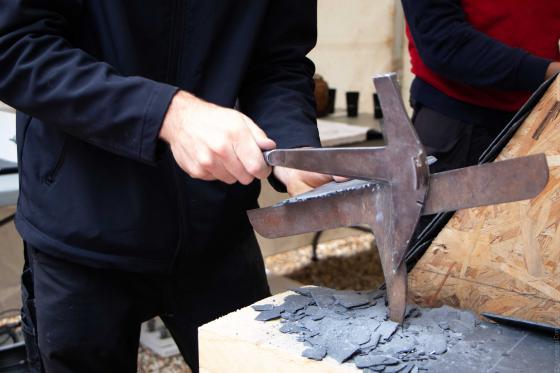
[20,232,270,373]
[410,105,505,242]
[412,105,504,173]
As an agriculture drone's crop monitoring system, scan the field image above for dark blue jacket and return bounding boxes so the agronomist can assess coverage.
[0,0,320,272]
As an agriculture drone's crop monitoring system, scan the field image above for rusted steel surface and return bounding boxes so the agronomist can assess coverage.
[248,73,549,324]
[423,154,548,215]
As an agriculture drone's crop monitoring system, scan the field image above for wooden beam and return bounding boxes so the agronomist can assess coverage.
[199,291,359,373]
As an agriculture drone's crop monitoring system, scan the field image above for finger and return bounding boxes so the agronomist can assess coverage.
[220,144,255,185]
[287,180,315,196]
[184,162,215,181]
[233,129,272,180]
[244,118,276,150]
[208,137,255,185]
[208,159,238,185]
[171,144,215,181]
[333,176,350,183]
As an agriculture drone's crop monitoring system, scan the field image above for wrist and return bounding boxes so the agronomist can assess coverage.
[159,90,195,144]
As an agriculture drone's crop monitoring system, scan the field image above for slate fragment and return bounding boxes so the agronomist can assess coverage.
[304,305,320,315]
[253,287,487,372]
[255,308,282,321]
[428,333,447,355]
[348,328,371,345]
[333,292,370,309]
[252,304,274,312]
[354,354,400,368]
[312,293,336,309]
[385,363,411,373]
[448,319,473,334]
[282,294,312,313]
[376,320,399,341]
[279,323,302,334]
[326,340,360,364]
[302,346,327,361]
[359,332,381,352]
[364,366,386,372]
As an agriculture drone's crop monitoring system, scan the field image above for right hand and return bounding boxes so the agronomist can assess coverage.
[159,91,276,185]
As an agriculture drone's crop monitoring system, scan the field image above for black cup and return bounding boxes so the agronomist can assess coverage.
[373,93,383,119]
[346,91,359,117]
[327,88,336,114]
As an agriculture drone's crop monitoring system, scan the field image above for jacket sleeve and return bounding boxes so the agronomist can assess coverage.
[238,0,321,150]
[402,0,552,91]
[0,0,178,164]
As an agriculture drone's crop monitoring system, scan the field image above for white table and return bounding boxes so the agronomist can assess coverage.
[318,112,382,147]
[0,109,17,207]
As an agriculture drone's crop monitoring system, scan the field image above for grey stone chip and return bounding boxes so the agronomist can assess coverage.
[252,304,274,312]
[302,346,327,361]
[354,354,400,368]
[333,292,370,309]
[254,308,282,321]
[376,320,400,341]
[254,287,481,371]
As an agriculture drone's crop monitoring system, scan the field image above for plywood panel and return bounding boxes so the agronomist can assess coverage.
[409,77,560,326]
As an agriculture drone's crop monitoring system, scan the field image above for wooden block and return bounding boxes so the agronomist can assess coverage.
[409,76,560,326]
[199,291,359,373]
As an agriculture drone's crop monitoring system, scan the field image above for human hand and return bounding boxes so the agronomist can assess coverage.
[545,61,560,80]
[273,166,347,196]
[159,91,276,184]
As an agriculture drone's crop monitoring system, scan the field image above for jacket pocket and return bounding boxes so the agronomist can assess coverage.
[43,137,67,186]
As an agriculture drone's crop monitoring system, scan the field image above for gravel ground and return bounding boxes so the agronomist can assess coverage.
[265,233,384,291]
[137,347,191,373]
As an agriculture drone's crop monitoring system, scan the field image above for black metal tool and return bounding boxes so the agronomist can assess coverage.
[481,312,559,336]
[248,73,549,323]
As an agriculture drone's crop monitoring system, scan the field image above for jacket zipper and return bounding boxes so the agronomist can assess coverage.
[44,140,67,185]
[167,0,187,269]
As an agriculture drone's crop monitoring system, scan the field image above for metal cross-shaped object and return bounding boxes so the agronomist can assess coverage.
[248,73,549,323]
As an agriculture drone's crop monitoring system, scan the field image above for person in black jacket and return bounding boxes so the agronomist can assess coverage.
[0,1,333,372]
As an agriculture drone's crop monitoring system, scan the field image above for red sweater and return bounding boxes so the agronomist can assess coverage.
[407,0,560,112]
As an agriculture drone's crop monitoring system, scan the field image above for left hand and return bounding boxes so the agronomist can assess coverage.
[273,167,346,196]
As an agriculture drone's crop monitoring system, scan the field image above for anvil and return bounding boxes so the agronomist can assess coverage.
[248,73,549,323]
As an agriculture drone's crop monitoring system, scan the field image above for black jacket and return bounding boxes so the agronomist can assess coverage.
[0,0,320,272]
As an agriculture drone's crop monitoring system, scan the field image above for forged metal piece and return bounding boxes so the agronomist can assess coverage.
[481,312,559,336]
[248,73,549,323]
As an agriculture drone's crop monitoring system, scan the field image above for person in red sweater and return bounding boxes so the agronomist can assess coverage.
[402,0,560,173]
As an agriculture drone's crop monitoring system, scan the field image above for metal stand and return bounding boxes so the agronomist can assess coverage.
[310,226,372,262]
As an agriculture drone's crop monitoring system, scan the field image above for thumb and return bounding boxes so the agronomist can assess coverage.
[333,176,350,183]
[245,118,276,151]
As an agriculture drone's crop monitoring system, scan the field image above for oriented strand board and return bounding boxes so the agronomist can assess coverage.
[199,291,359,373]
[409,77,560,326]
